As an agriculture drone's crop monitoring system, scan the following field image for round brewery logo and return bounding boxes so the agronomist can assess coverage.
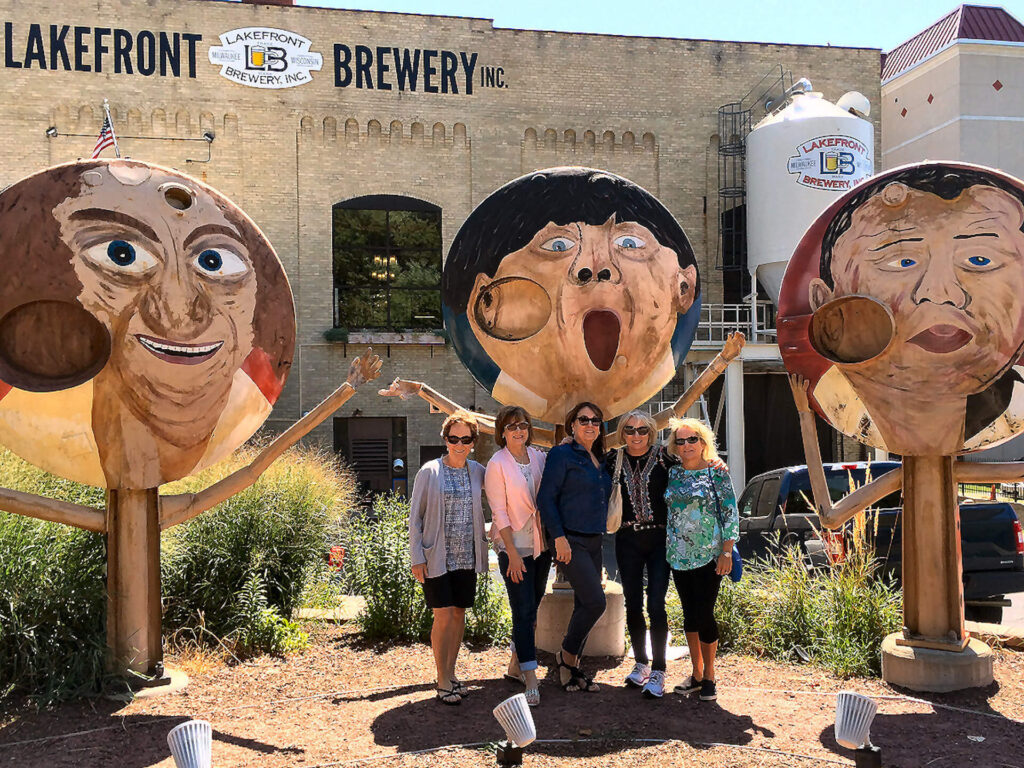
[209,27,323,89]
[786,135,872,191]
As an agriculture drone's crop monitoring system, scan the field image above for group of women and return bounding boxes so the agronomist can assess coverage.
[407,402,739,708]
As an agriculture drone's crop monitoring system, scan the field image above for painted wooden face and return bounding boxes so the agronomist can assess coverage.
[443,168,701,426]
[779,162,1024,456]
[0,160,295,488]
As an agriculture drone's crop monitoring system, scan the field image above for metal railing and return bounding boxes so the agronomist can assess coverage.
[692,301,776,345]
[959,482,1024,503]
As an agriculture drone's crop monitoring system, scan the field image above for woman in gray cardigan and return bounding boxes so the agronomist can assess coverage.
[408,411,488,706]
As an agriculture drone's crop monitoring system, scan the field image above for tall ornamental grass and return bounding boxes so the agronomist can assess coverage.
[0,442,358,703]
[688,544,902,678]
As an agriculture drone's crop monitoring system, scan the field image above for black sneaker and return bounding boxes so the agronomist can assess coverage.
[672,675,702,695]
[699,679,717,701]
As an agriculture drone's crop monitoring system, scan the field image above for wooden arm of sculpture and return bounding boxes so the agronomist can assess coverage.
[160,350,383,530]
[956,462,1024,484]
[0,487,105,532]
[788,374,903,529]
[376,377,557,447]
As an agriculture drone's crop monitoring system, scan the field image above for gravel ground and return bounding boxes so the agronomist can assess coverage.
[0,623,1021,767]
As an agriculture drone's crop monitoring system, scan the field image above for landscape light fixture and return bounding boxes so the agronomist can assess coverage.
[492,693,536,767]
[202,131,215,143]
[167,719,212,768]
[835,691,882,768]
[45,126,58,137]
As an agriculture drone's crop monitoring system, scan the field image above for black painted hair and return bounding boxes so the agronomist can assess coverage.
[819,165,1024,289]
[442,167,698,313]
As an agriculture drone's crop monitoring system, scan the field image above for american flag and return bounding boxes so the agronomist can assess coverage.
[91,114,116,158]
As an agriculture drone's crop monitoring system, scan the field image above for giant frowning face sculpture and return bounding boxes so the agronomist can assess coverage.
[442,168,700,424]
[0,160,294,488]
[779,162,1024,455]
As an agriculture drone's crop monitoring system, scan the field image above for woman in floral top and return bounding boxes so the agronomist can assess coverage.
[664,417,739,703]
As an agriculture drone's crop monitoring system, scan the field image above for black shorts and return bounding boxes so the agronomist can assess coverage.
[422,569,477,609]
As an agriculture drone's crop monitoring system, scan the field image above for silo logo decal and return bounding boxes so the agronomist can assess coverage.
[209,28,323,88]
[787,135,871,190]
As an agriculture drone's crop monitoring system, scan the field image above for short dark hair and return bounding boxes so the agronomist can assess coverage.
[494,405,532,448]
[565,401,605,458]
[442,167,698,314]
[820,164,1024,288]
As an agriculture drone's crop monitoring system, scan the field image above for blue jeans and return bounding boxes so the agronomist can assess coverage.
[615,527,670,671]
[498,550,552,672]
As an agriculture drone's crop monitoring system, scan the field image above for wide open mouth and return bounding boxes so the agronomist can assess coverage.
[136,334,224,365]
[908,325,973,354]
[583,310,620,372]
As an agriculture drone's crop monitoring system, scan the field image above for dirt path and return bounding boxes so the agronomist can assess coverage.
[1,624,1021,767]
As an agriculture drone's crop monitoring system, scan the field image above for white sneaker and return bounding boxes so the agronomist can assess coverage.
[642,670,665,699]
[624,662,650,688]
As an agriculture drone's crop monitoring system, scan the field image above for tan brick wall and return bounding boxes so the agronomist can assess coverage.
[0,0,881,482]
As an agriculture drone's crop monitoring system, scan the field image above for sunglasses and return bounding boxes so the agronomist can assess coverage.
[674,436,702,445]
[503,421,530,432]
[446,435,476,445]
[576,415,602,426]
[622,426,651,436]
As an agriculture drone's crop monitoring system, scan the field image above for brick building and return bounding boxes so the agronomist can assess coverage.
[0,0,882,492]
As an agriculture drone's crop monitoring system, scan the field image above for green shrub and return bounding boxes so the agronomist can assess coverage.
[161,444,357,656]
[0,516,108,704]
[689,545,902,678]
[346,492,511,644]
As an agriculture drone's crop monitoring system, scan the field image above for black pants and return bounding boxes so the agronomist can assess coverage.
[615,527,670,671]
[672,559,723,644]
[556,532,606,657]
[498,550,552,672]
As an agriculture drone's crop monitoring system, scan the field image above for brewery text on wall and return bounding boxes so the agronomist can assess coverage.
[334,45,501,94]
[3,23,201,77]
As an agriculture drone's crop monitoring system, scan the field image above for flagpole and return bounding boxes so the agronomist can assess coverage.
[103,99,120,158]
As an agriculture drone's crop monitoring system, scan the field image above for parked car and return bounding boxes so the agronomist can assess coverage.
[736,462,1024,623]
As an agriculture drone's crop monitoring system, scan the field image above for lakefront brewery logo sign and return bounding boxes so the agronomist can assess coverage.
[208,27,323,88]
[786,135,872,191]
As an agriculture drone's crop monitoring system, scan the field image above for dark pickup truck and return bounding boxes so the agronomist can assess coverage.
[736,462,1024,623]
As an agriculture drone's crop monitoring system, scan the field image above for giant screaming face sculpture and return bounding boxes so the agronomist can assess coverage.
[441,167,701,424]
[0,160,295,489]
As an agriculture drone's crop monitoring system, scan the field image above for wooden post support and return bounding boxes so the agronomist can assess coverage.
[898,455,968,651]
[106,488,164,676]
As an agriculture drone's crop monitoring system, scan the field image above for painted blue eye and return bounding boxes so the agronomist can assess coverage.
[887,256,917,269]
[968,255,992,267]
[107,239,136,266]
[614,235,646,249]
[541,236,575,252]
[197,249,223,272]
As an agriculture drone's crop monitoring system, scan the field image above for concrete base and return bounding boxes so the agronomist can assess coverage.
[535,580,625,657]
[108,666,190,702]
[881,633,993,692]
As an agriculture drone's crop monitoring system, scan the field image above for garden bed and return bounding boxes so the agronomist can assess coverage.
[0,622,1021,768]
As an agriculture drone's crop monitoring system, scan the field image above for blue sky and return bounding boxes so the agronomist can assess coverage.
[274,0,1024,51]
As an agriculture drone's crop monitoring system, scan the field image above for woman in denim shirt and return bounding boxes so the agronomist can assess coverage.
[664,417,739,703]
[537,401,612,692]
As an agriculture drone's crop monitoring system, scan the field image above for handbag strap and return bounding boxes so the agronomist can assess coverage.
[705,467,726,530]
[613,447,624,484]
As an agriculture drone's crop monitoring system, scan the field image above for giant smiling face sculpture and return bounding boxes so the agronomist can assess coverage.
[778,162,1024,456]
[442,167,700,424]
[0,160,295,488]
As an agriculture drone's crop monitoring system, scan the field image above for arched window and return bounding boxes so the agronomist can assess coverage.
[333,195,442,330]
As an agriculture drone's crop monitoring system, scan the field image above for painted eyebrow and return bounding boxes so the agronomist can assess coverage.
[953,232,999,240]
[69,208,160,243]
[869,237,924,251]
[182,224,245,249]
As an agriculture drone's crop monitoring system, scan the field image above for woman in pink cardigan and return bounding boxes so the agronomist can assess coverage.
[485,404,551,707]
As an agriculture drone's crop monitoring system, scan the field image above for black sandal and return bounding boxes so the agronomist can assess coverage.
[436,687,462,706]
[452,678,469,696]
[556,651,599,692]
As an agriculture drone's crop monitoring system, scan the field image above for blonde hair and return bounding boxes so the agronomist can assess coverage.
[616,410,658,449]
[441,410,480,441]
[666,417,720,463]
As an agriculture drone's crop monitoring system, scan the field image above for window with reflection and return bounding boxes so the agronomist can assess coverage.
[332,195,442,330]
